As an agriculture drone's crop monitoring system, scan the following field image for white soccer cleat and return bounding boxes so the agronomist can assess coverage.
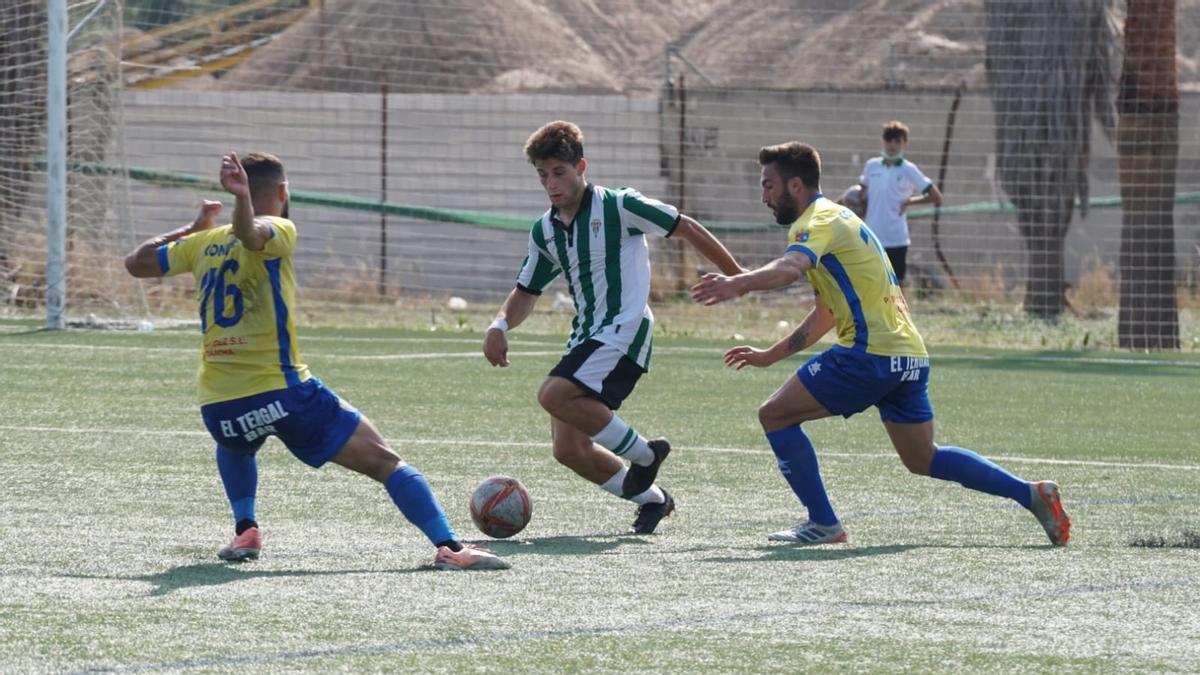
[767,520,848,545]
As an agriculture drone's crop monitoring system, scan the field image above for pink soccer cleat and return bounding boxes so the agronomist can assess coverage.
[217,527,262,561]
[432,544,511,571]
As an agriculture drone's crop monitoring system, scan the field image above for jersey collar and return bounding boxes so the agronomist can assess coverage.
[550,183,594,231]
[797,192,824,220]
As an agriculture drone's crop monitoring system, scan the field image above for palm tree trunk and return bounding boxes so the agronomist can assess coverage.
[1117,0,1180,349]
[1015,180,1071,318]
[984,0,1115,320]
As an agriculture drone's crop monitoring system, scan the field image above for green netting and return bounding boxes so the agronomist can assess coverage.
[71,162,1200,234]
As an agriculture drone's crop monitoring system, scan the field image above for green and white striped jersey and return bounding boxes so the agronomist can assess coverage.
[516,184,680,370]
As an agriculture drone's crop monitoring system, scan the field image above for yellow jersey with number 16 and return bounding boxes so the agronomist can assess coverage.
[785,196,927,358]
[157,217,311,404]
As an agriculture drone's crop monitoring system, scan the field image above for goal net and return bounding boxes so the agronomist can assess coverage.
[1,0,143,326]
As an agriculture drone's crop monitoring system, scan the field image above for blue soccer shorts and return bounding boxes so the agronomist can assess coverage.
[795,346,934,424]
[200,378,362,468]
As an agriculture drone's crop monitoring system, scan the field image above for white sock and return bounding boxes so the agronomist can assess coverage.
[600,469,665,505]
[592,414,654,466]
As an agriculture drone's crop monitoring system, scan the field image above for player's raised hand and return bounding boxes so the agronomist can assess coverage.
[691,272,741,306]
[483,328,510,367]
[219,152,251,199]
[723,345,775,370]
[190,200,223,231]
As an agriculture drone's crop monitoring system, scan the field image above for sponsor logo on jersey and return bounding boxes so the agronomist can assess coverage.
[204,238,239,257]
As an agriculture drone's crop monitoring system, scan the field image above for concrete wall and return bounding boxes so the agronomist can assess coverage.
[121,88,1200,301]
[123,90,664,299]
[661,87,1200,285]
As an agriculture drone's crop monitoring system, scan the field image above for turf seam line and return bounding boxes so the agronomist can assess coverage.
[2,425,1198,471]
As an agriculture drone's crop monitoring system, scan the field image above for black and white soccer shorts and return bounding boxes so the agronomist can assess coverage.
[548,339,646,410]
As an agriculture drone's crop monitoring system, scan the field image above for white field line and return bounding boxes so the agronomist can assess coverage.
[300,334,564,347]
[327,350,563,361]
[1,336,1197,368]
[2,424,1198,472]
[0,343,195,355]
[0,342,561,360]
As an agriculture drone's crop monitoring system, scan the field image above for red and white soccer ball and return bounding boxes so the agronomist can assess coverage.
[837,184,867,219]
[469,475,532,538]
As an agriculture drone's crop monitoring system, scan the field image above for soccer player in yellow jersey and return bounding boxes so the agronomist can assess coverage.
[692,142,1071,546]
[124,152,508,571]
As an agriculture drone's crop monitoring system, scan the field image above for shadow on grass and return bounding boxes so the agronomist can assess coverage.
[67,562,425,597]
[702,543,920,564]
[475,533,654,557]
[1129,530,1200,549]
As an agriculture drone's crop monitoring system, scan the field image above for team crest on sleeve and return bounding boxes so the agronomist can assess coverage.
[591,218,601,237]
[799,231,810,243]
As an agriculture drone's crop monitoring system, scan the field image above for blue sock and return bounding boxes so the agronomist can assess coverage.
[929,446,1031,508]
[215,445,258,524]
[765,426,838,526]
[385,465,457,547]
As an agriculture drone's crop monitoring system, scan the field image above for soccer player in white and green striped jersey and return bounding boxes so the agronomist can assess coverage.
[483,120,744,534]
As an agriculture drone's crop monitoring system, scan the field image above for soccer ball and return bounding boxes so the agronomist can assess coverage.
[837,184,866,218]
[469,475,532,538]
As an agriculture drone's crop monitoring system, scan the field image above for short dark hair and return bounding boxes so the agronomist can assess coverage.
[882,120,909,143]
[241,152,286,201]
[758,142,821,189]
[524,121,584,164]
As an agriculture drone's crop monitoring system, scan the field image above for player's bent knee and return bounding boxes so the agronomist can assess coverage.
[334,439,402,483]
[537,378,569,415]
[757,399,793,432]
[551,438,590,466]
[365,451,403,483]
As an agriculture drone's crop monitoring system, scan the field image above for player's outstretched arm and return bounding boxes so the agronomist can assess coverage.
[483,287,538,367]
[690,250,811,306]
[220,152,273,251]
[123,200,222,278]
[671,215,744,276]
[724,300,835,370]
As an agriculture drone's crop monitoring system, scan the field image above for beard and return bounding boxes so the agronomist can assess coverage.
[772,191,800,225]
[281,200,289,219]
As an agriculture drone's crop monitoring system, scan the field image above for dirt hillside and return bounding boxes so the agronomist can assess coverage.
[206,0,1199,93]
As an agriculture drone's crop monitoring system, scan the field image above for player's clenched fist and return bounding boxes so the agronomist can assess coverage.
[191,200,223,231]
[219,152,251,199]
[483,328,510,367]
